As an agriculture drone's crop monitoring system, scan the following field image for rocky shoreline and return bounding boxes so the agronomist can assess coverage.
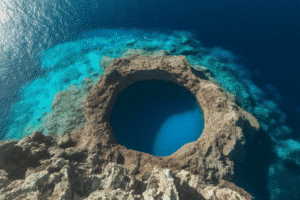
[0,49,260,199]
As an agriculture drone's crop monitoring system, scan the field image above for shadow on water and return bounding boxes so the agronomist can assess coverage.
[231,127,277,200]
[109,79,204,157]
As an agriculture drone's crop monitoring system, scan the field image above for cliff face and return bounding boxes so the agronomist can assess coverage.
[0,49,260,199]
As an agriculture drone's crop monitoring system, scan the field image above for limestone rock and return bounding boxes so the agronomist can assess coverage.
[0,131,253,199]
[72,49,260,185]
[142,167,179,200]
[0,49,260,199]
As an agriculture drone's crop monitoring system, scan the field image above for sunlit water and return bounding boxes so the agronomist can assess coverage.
[0,1,299,199]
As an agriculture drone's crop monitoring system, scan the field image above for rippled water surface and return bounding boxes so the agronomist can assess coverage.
[0,1,299,199]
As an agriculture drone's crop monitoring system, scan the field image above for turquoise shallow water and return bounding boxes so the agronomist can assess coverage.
[110,80,204,157]
[1,28,299,199]
[0,0,299,198]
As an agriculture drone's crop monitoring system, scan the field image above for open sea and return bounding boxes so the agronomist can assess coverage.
[0,0,299,199]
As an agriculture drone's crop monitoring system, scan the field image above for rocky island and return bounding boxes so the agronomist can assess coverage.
[0,49,260,200]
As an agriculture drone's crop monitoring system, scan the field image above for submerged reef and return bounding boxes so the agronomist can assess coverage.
[0,50,260,199]
[1,29,299,199]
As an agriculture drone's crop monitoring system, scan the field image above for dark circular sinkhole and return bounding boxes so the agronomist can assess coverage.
[110,79,205,157]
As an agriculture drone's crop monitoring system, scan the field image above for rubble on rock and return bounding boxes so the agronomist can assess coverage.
[0,49,259,199]
[0,131,253,200]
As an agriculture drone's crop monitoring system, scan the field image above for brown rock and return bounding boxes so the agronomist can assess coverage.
[71,49,260,185]
[0,49,260,199]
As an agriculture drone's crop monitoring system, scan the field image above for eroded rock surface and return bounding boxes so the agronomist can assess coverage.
[0,49,260,199]
[0,131,253,200]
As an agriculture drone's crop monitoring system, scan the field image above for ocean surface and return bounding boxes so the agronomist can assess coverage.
[0,0,299,199]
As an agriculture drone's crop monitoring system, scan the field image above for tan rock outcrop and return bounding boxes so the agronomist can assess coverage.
[0,131,253,199]
[0,49,260,199]
[71,49,260,185]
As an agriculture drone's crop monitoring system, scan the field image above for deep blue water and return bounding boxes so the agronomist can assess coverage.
[0,0,299,199]
[110,80,204,157]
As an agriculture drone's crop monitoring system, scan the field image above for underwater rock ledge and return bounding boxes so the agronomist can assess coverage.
[0,49,260,199]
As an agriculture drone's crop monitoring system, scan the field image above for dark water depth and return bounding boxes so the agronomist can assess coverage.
[110,80,204,157]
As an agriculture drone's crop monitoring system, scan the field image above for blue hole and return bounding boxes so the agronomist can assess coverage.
[110,79,205,157]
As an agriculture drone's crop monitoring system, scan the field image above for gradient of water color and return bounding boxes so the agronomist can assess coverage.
[0,0,299,199]
[110,80,204,157]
